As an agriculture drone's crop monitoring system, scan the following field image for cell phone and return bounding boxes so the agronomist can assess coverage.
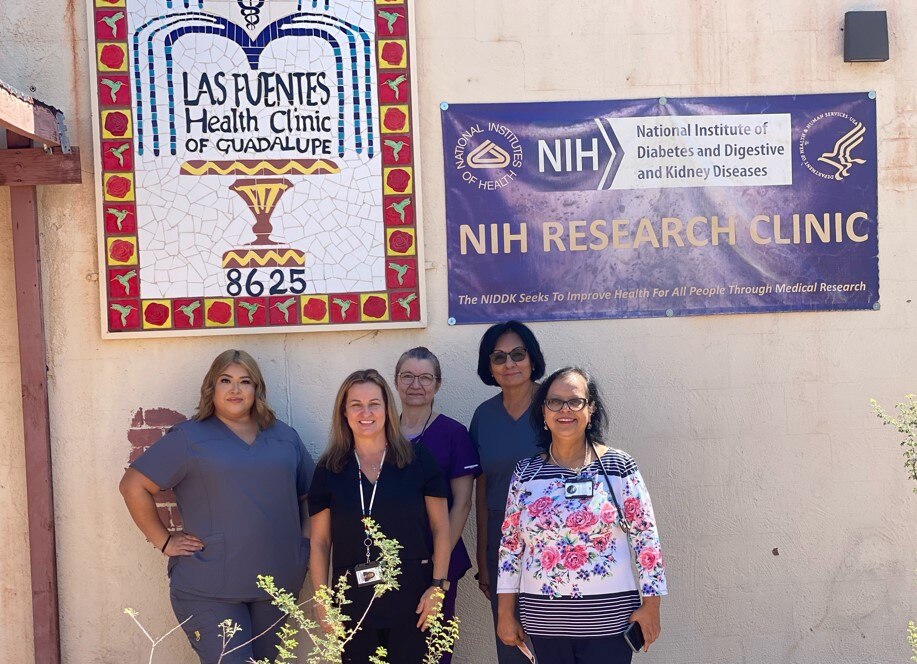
[623,621,645,653]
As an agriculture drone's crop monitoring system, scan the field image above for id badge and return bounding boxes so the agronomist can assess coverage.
[354,561,383,587]
[564,478,593,499]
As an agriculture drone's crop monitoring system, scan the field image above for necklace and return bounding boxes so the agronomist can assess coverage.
[400,407,433,441]
[355,446,386,472]
[548,442,591,473]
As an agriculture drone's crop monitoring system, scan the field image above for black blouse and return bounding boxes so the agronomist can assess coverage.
[308,443,448,627]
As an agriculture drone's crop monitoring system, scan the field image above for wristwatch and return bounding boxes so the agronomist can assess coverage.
[431,578,451,591]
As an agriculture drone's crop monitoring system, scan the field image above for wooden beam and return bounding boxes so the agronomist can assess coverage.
[0,147,81,186]
[8,130,61,664]
[0,85,61,146]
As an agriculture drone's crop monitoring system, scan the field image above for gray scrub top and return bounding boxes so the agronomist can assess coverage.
[131,417,314,601]
[469,393,540,514]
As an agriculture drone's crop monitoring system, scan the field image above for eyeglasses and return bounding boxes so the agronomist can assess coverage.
[397,372,436,387]
[544,397,589,412]
[489,346,528,365]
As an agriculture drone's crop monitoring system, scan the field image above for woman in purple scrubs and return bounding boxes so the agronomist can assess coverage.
[394,347,481,662]
[119,350,313,664]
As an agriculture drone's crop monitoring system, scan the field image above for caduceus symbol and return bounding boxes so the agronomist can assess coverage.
[237,0,265,31]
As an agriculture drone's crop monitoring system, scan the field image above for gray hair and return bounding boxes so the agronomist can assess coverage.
[394,346,442,385]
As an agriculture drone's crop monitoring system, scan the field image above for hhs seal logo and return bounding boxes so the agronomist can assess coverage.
[799,111,867,181]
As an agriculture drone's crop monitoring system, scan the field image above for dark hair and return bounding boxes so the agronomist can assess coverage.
[530,367,607,450]
[394,346,442,385]
[475,320,546,387]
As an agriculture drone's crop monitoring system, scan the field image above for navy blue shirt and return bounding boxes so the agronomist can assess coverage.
[470,393,541,513]
[131,417,314,601]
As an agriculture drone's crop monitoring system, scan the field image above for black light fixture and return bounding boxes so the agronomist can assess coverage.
[844,11,889,62]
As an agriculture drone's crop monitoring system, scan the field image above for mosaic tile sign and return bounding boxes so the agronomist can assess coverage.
[442,93,878,324]
[88,0,424,337]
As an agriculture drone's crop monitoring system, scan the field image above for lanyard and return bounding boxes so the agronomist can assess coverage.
[590,442,632,536]
[356,446,386,562]
[403,407,433,443]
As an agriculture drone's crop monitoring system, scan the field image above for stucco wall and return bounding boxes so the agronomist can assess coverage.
[1,1,916,662]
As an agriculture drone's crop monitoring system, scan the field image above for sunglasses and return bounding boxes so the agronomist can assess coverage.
[489,346,528,365]
[544,397,589,412]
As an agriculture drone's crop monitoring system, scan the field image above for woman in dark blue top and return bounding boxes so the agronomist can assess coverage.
[471,321,546,664]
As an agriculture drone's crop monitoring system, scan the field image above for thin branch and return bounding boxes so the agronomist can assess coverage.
[124,610,192,664]
[126,611,156,645]
[155,615,193,645]
[221,598,314,657]
[338,594,379,648]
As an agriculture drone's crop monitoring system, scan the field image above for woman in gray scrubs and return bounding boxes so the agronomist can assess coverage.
[471,321,546,663]
[120,349,314,664]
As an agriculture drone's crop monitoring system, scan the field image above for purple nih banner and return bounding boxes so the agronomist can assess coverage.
[440,93,878,324]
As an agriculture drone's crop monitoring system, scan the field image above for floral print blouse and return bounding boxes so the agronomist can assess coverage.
[496,447,667,637]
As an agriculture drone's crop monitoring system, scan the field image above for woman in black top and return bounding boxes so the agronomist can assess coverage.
[309,369,451,663]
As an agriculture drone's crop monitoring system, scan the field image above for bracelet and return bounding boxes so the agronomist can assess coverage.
[160,534,172,553]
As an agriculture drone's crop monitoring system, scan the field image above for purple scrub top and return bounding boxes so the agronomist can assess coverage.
[412,414,481,581]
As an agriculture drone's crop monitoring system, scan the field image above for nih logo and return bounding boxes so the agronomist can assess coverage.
[537,118,624,191]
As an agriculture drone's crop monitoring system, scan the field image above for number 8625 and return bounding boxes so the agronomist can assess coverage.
[225,268,308,297]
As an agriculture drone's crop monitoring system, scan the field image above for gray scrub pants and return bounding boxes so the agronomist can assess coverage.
[170,588,285,664]
[487,509,532,664]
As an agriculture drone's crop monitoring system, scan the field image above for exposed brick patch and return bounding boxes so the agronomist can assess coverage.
[127,407,188,531]
[157,504,182,531]
[143,407,186,428]
[128,428,162,454]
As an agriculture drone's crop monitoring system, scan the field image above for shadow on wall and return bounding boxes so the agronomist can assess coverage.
[127,408,186,531]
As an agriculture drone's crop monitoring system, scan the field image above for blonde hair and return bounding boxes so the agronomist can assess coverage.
[319,369,413,473]
[195,349,276,430]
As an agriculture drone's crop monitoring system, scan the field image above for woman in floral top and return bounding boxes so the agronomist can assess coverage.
[496,367,667,664]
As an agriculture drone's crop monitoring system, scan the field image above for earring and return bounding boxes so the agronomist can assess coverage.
[587,422,592,430]
[543,423,548,430]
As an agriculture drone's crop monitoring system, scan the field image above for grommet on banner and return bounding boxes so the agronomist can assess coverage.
[872,302,881,310]
[658,97,668,106]
[665,309,675,317]
[868,91,877,99]
[440,102,449,110]
[447,317,457,325]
